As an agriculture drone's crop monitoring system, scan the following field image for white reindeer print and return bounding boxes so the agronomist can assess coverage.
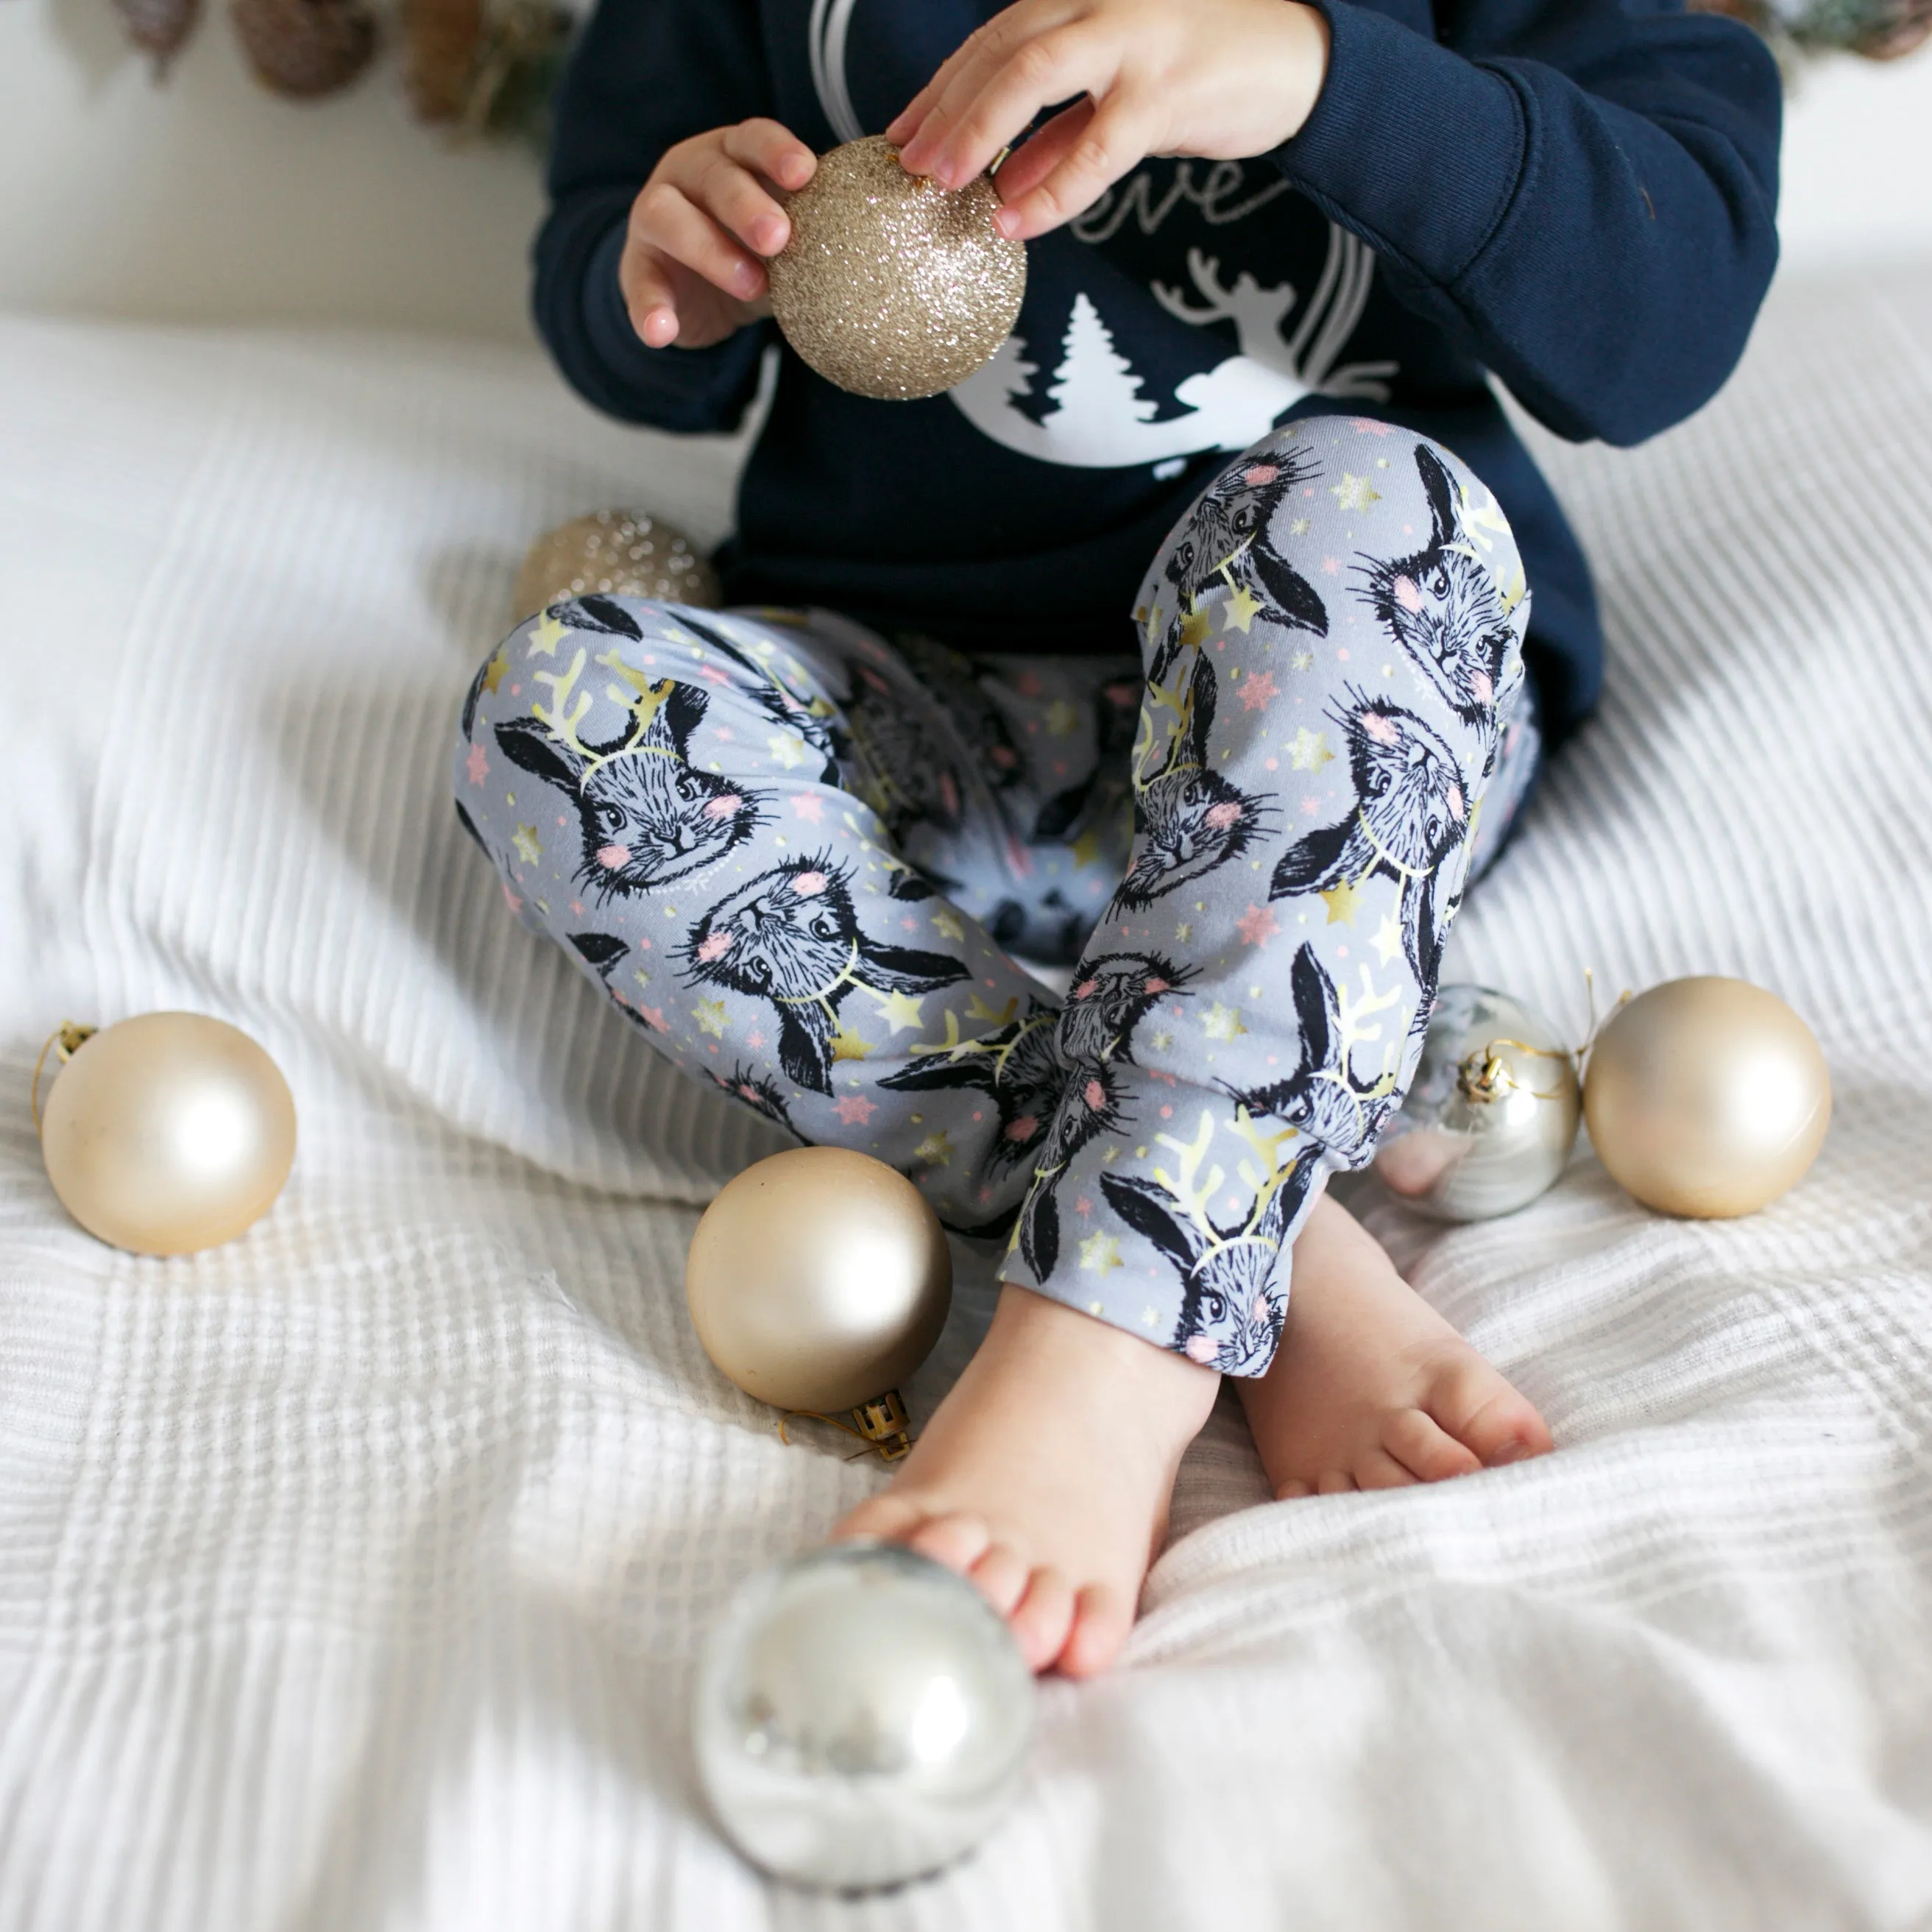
[949,230,1398,471]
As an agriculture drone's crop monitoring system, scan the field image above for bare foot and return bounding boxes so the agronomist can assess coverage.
[835,1284,1219,1676]
[1239,1191,1553,1498]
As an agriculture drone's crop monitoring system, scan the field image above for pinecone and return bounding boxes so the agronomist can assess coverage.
[231,0,377,96]
[403,0,484,121]
[116,0,202,72]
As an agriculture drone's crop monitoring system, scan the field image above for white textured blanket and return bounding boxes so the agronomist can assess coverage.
[3,270,1931,1931]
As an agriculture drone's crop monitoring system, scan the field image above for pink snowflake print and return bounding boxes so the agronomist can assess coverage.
[703,793,743,820]
[1320,556,1341,576]
[791,795,825,824]
[570,900,584,916]
[1074,1195,1094,1217]
[1005,1115,1038,1142]
[1301,796,1320,814]
[696,932,731,962]
[1159,1104,1173,1119]
[1337,647,1351,662]
[746,1029,765,1049]
[835,1095,877,1125]
[902,916,918,933]
[597,844,631,869]
[639,1006,668,1032]
[500,882,521,913]
[793,871,828,896]
[465,742,489,788]
[1236,903,1280,947]
[1239,670,1279,712]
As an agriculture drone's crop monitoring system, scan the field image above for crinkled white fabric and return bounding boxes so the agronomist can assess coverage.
[2,276,1931,1931]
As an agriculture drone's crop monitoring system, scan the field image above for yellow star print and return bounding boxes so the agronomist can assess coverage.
[1320,878,1365,926]
[692,999,729,1038]
[527,607,570,658]
[1222,584,1265,634]
[1289,516,1312,537]
[931,907,966,943]
[829,1025,871,1063]
[913,1130,952,1167]
[1373,912,1404,966]
[1178,603,1214,650]
[871,987,927,1034]
[511,824,542,865]
[1071,827,1103,869]
[1079,1231,1122,1273]
[481,645,509,695]
[1044,698,1080,737]
[1331,472,1382,513]
[765,732,808,770]
[1203,1002,1248,1042]
[1289,726,1334,772]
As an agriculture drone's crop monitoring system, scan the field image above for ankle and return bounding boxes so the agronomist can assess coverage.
[983,1284,1220,1419]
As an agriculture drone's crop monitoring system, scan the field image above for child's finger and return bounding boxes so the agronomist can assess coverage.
[630,181,768,303]
[991,91,1152,236]
[722,118,818,196]
[693,152,793,257]
[891,0,1078,161]
[622,251,683,348]
[988,95,1095,204]
[910,25,1117,191]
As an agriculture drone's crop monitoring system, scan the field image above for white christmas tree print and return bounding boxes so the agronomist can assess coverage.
[950,226,1398,473]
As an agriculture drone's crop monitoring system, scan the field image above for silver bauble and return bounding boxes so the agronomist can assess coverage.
[1374,985,1579,1220]
[694,1542,1034,1889]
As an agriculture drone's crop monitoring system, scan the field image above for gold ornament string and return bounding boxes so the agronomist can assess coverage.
[29,1022,97,1136]
[1454,969,1632,1107]
[777,1389,916,1463]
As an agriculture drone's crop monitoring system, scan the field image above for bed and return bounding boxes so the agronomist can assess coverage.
[3,265,1931,1930]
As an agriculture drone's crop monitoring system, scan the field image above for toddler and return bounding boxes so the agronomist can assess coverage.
[455,0,1780,1674]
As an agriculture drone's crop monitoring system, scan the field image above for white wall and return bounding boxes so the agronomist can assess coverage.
[0,0,1928,342]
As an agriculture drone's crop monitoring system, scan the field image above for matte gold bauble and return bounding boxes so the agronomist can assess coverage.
[1584,976,1830,1218]
[685,1147,951,1438]
[510,509,721,625]
[768,135,1026,402]
[39,1013,297,1256]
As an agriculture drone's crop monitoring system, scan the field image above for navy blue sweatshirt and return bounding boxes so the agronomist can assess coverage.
[534,0,1780,742]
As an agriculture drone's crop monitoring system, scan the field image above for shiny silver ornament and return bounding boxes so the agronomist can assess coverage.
[694,1542,1035,1889]
[1374,985,1579,1220]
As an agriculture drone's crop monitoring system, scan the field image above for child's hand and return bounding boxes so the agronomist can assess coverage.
[887,0,1329,242]
[621,120,818,350]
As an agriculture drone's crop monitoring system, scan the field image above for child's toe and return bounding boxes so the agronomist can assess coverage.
[906,1510,993,1573]
[1009,1567,1076,1672]
[1382,1404,1483,1482]
[1354,1445,1420,1490]
[1424,1354,1552,1468]
[1061,1584,1132,1678]
[832,1492,926,1543]
[1315,1469,1356,1495]
[967,1540,1033,1618]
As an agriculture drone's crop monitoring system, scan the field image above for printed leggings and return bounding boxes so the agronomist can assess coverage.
[453,416,1539,1375]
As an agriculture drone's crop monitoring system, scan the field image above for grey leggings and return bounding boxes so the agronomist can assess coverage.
[453,415,1538,1374]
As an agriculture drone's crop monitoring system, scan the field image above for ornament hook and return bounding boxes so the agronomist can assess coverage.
[29,1023,97,1136]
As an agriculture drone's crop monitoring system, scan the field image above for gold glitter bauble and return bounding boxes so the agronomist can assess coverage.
[768,135,1026,402]
[511,509,721,624]
[1583,976,1831,1218]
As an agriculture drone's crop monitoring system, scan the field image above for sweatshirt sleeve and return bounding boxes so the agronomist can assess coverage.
[532,0,776,434]
[1270,0,1781,446]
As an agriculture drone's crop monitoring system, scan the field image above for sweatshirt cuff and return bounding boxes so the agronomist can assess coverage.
[1270,0,1527,288]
